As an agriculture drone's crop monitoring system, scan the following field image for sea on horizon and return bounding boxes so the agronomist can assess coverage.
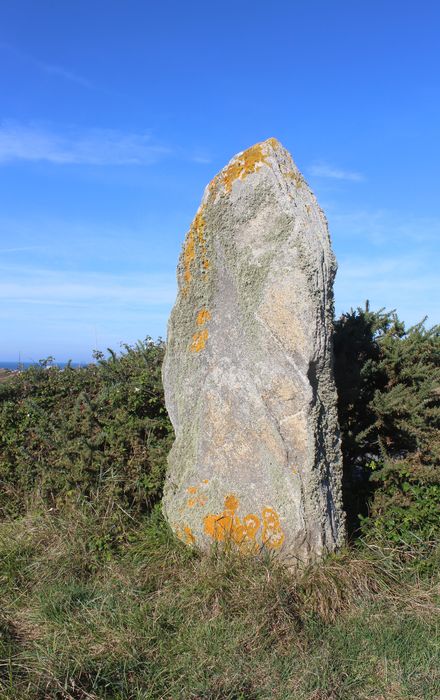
[0,361,88,370]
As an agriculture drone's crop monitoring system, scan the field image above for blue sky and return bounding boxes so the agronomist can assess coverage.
[1,0,439,362]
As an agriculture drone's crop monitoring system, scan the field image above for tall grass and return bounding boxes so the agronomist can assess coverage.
[1,500,438,700]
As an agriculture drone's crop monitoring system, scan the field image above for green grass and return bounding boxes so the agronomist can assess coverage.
[0,501,439,700]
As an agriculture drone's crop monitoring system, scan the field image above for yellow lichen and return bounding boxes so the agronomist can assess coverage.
[203,495,281,553]
[183,525,195,544]
[224,494,239,513]
[196,308,211,326]
[286,170,303,188]
[181,206,210,295]
[208,175,219,199]
[243,514,260,540]
[187,494,207,508]
[221,141,271,193]
[176,524,196,545]
[190,328,209,353]
[189,308,211,353]
[266,137,280,149]
[182,228,195,293]
[261,507,285,549]
[186,481,209,508]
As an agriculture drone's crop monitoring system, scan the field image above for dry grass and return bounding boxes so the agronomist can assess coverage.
[1,505,439,699]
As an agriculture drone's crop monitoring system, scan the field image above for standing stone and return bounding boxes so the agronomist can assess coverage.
[162,138,345,564]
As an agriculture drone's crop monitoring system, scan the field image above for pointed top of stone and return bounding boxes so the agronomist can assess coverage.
[205,137,304,200]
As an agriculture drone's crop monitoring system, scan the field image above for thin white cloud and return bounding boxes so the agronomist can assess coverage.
[309,162,364,182]
[0,260,175,359]
[40,63,93,88]
[0,121,171,165]
[0,264,176,308]
[0,246,42,254]
[335,251,439,326]
[191,155,212,164]
[0,42,93,88]
[327,207,440,245]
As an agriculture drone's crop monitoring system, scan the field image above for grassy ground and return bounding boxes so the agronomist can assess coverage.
[1,500,439,700]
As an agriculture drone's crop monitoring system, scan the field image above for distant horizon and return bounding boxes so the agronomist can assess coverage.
[1,1,439,359]
[0,359,91,367]
[1,300,437,365]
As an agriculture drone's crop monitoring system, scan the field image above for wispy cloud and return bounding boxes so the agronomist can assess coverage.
[0,41,93,88]
[39,63,92,88]
[0,246,42,254]
[0,264,176,308]
[308,162,364,182]
[0,121,171,165]
[0,262,175,355]
[335,250,439,326]
[191,154,212,165]
[327,207,440,245]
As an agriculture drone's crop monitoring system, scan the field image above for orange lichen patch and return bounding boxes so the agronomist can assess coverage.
[181,206,210,295]
[261,507,285,549]
[204,513,230,542]
[243,514,260,540]
[182,228,196,293]
[221,142,271,193]
[183,525,195,544]
[203,495,285,552]
[186,483,208,508]
[176,524,196,545]
[193,210,206,247]
[203,495,262,552]
[190,328,209,353]
[187,495,206,508]
[196,308,211,326]
[224,494,239,514]
[204,493,238,542]
[266,137,280,150]
[208,175,219,199]
[202,479,209,484]
[193,210,210,275]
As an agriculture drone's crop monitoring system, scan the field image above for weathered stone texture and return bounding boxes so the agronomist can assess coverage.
[162,138,345,564]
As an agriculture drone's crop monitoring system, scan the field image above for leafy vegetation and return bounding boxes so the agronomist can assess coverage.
[0,339,172,519]
[0,308,438,698]
[334,304,440,543]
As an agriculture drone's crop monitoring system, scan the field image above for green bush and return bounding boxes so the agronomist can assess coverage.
[0,339,173,519]
[334,304,440,543]
[1,307,438,546]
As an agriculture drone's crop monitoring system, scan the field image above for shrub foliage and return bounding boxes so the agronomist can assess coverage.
[0,339,173,518]
[334,304,440,542]
[0,308,438,544]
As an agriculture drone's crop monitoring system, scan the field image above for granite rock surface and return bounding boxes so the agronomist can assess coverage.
[162,138,345,564]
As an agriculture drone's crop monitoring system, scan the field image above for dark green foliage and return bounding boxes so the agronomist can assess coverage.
[334,304,440,542]
[366,320,440,542]
[0,339,173,519]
